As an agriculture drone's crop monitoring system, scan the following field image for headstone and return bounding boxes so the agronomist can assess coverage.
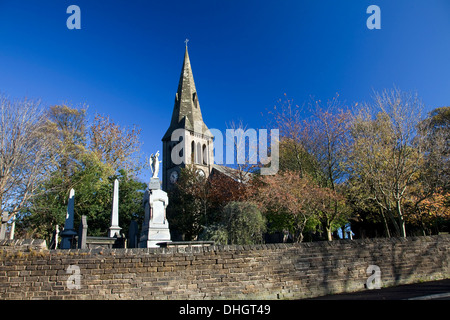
[60,188,78,249]
[8,216,15,240]
[128,220,139,248]
[50,225,60,249]
[78,215,88,249]
[113,233,127,248]
[0,212,8,240]
[109,179,122,238]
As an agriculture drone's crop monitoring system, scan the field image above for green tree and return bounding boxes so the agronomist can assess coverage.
[206,201,266,245]
[167,166,210,240]
[17,104,145,240]
[112,169,147,236]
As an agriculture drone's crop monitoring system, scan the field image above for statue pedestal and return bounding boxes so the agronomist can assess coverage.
[148,177,161,190]
[139,180,171,248]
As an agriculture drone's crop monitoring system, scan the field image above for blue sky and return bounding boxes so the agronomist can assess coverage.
[1,0,449,182]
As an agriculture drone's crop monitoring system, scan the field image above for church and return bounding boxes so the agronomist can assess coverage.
[161,42,254,192]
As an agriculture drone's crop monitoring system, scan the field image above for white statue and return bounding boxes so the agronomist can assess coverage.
[149,151,161,179]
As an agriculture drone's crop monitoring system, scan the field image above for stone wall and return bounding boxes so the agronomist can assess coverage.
[0,235,449,300]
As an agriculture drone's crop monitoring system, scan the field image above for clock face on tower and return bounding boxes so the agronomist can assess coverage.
[170,170,179,184]
[196,169,205,178]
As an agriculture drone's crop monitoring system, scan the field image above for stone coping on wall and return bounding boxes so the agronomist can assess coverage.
[0,239,47,252]
[1,234,448,256]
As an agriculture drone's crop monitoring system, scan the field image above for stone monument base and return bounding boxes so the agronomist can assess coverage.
[139,177,171,248]
[140,224,172,248]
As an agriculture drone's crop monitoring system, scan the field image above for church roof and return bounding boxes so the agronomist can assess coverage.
[211,164,254,184]
[162,45,212,141]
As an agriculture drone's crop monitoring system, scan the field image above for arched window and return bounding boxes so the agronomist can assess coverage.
[191,141,195,164]
[197,142,202,164]
[202,144,207,165]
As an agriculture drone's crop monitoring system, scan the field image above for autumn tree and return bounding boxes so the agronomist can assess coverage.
[418,106,449,194]
[266,94,315,177]
[89,113,143,176]
[266,94,352,240]
[18,104,145,240]
[208,165,255,205]
[0,96,55,237]
[302,96,353,240]
[405,188,450,235]
[404,106,450,234]
[345,88,425,238]
[255,170,338,243]
[44,105,89,192]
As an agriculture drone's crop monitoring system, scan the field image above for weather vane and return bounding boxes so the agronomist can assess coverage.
[184,38,189,48]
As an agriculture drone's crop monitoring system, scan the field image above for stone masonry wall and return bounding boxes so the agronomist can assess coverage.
[0,235,449,300]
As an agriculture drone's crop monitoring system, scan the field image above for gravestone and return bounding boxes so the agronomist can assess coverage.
[78,215,88,249]
[49,225,60,249]
[60,189,78,249]
[128,220,139,248]
[109,179,122,237]
[0,212,8,240]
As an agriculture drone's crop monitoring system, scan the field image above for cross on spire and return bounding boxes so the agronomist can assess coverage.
[184,38,189,48]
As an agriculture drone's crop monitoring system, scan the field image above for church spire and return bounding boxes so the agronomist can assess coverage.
[161,42,215,191]
[163,42,211,140]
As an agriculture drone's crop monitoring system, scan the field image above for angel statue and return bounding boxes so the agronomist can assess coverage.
[149,151,161,179]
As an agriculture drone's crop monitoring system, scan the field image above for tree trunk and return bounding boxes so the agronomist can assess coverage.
[380,208,391,238]
[397,199,406,238]
[326,228,332,241]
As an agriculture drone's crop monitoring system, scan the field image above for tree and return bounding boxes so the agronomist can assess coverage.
[265,94,314,178]
[417,106,449,194]
[20,151,113,239]
[255,170,327,243]
[17,104,145,240]
[0,96,55,236]
[167,166,211,240]
[303,96,353,240]
[113,169,147,235]
[346,88,425,238]
[206,201,266,245]
[208,165,255,205]
[405,188,450,235]
[404,106,450,235]
[89,113,143,176]
[265,94,353,240]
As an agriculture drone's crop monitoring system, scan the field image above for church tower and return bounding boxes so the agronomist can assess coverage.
[162,43,214,190]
